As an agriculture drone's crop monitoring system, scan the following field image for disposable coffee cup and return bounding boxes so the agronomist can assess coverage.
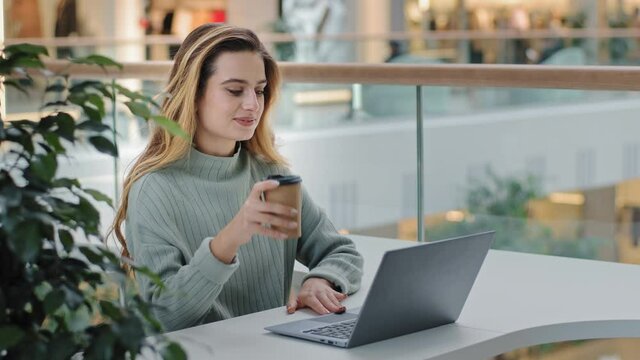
[263,174,302,239]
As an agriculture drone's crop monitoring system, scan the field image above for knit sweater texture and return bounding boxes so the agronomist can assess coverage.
[125,145,364,331]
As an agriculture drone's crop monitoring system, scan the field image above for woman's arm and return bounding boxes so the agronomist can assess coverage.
[126,176,239,331]
[296,186,364,294]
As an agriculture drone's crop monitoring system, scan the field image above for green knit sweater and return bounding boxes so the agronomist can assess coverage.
[125,145,364,331]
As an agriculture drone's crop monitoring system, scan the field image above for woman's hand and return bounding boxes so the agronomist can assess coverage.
[211,180,298,263]
[287,278,347,315]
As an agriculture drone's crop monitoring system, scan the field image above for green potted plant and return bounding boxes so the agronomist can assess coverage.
[0,44,187,359]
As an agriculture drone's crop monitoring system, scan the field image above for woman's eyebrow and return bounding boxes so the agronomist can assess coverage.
[221,79,268,85]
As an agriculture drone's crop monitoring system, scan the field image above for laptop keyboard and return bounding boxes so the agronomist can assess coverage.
[302,319,357,339]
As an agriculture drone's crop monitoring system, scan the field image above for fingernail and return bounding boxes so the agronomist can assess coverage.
[279,233,289,239]
[288,221,297,229]
[335,307,346,314]
[270,180,280,186]
[290,209,298,215]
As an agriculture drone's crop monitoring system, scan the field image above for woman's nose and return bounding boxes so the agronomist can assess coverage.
[242,92,259,111]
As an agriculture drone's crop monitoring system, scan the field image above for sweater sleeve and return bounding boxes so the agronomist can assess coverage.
[296,186,364,294]
[125,175,239,331]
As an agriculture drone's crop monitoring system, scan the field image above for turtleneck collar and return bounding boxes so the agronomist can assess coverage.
[180,142,246,181]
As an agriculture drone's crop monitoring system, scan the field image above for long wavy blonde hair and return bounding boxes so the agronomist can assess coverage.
[110,24,287,264]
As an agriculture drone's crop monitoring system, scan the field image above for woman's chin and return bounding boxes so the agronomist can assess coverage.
[236,131,256,141]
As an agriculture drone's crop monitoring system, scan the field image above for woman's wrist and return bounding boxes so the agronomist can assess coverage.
[209,227,241,264]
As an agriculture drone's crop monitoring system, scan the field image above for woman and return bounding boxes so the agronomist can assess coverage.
[111,24,363,332]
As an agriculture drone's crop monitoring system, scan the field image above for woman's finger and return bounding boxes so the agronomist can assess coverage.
[252,213,297,230]
[318,292,342,313]
[250,180,280,199]
[334,291,348,301]
[302,294,330,315]
[251,224,289,239]
[255,201,298,217]
[327,291,345,309]
[286,290,298,314]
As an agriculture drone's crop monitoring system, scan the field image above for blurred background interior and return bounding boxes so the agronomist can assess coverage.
[4,1,640,358]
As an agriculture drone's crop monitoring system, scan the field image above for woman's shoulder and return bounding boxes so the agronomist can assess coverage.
[129,168,177,200]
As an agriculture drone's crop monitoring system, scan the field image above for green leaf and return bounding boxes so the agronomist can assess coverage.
[134,297,163,331]
[76,120,111,133]
[58,229,74,252]
[52,177,80,189]
[42,132,65,153]
[84,326,115,359]
[162,342,187,360]
[150,115,189,139]
[13,56,45,69]
[69,80,104,93]
[12,220,42,262]
[45,83,67,93]
[47,335,77,360]
[89,136,118,157]
[4,43,48,57]
[97,247,121,264]
[87,93,106,117]
[84,188,114,208]
[62,285,85,310]
[0,289,6,322]
[113,84,155,104]
[38,115,57,131]
[61,304,92,332]
[76,196,100,234]
[34,281,53,301]
[83,105,102,123]
[53,112,76,142]
[114,317,145,353]
[44,289,66,314]
[125,101,151,119]
[134,266,165,291]
[4,79,29,96]
[72,54,123,70]
[79,246,103,265]
[68,81,113,100]
[0,325,25,350]
[99,300,122,320]
[68,92,103,121]
[1,184,22,207]
[30,151,58,182]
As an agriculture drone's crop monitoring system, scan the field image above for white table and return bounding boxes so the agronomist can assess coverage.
[163,235,640,359]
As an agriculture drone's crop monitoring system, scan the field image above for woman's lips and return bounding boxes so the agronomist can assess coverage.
[234,117,256,127]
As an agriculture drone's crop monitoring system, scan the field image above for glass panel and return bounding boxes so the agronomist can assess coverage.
[274,82,418,240]
[420,85,640,264]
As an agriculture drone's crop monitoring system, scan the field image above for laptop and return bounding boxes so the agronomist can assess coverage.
[265,231,495,348]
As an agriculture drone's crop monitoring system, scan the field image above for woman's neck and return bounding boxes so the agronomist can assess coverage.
[194,137,237,157]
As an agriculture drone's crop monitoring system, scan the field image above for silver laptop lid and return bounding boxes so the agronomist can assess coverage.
[347,231,494,347]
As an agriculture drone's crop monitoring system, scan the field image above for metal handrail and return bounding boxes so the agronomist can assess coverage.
[43,60,640,91]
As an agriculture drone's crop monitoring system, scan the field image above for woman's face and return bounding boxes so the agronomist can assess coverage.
[195,51,267,156]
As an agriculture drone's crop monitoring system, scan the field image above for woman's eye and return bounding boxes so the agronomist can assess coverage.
[227,89,243,96]
[255,89,265,96]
